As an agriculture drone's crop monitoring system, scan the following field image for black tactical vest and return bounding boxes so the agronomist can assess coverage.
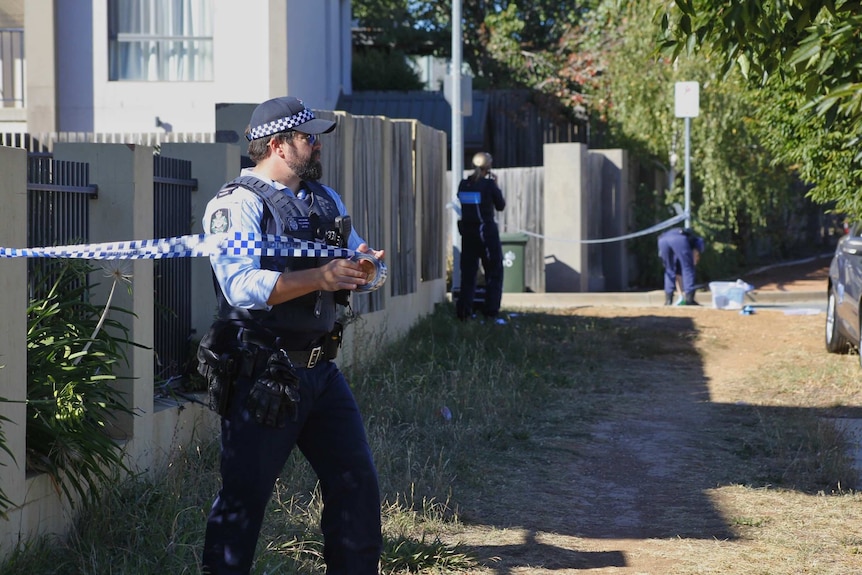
[458,177,501,225]
[213,177,343,348]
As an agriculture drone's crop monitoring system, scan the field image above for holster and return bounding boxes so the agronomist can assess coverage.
[196,320,241,416]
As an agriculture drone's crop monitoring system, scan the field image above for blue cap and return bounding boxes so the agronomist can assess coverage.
[246,96,336,141]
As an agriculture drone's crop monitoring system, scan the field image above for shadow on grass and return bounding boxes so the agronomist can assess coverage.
[441,309,857,573]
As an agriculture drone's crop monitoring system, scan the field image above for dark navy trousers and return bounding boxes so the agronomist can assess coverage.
[657,229,697,295]
[458,221,504,318]
[202,360,382,574]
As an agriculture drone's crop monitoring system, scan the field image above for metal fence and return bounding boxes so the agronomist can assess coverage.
[26,154,98,299]
[153,155,197,382]
[1,131,216,152]
[25,152,198,383]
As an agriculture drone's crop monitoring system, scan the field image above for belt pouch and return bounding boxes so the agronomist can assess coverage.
[321,322,343,360]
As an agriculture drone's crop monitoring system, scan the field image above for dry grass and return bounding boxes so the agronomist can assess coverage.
[4,303,862,574]
[436,305,862,574]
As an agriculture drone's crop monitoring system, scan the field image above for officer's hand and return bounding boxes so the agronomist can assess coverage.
[319,258,371,291]
[356,243,385,261]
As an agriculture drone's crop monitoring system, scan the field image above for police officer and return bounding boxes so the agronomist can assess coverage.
[657,227,705,306]
[456,152,506,320]
[200,96,384,574]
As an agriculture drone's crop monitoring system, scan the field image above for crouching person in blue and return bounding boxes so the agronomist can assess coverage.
[657,227,705,306]
[198,96,384,574]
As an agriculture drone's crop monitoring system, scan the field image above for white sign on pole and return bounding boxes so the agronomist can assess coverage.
[444,74,473,116]
[674,81,700,118]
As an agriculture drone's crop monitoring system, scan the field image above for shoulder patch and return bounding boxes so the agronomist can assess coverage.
[209,208,231,233]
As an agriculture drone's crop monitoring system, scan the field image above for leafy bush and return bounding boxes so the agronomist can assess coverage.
[25,260,137,506]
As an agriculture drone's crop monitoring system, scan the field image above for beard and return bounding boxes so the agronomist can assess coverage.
[288,154,322,181]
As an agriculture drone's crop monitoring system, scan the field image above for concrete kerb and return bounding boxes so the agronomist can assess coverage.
[495,253,830,310]
[499,289,825,310]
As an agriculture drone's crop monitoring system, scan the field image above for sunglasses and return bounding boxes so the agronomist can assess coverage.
[298,132,318,146]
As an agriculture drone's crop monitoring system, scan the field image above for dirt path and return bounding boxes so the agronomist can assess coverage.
[439,274,862,575]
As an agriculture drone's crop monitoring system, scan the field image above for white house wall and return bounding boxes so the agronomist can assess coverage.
[48,0,351,135]
[284,0,351,111]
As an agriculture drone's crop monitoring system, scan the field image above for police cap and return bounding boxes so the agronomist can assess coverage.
[246,96,336,141]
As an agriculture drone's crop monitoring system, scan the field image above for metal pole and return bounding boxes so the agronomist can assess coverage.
[450,0,463,291]
[684,116,691,228]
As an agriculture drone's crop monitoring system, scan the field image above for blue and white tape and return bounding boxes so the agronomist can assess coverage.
[0,232,387,293]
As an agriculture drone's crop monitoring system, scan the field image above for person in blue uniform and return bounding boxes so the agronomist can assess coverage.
[456,152,506,320]
[199,96,384,575]
[657,227,705,306]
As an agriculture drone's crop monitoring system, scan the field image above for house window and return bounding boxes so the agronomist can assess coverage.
[109,0,213,81]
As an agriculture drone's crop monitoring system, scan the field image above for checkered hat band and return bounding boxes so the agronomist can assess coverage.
[247,109,316,140]
[0,233,387,293]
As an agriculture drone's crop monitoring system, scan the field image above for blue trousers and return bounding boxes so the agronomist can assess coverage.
[458,222,503,318]
[202,360,382,575]
[657,230,697,295]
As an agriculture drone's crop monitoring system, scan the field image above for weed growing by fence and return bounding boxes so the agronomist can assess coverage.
[24,260,138,506]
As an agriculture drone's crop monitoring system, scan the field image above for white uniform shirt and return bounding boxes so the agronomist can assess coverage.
[202,169,366,310]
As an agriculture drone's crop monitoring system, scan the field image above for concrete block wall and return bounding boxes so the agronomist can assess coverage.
[542,143,635,293]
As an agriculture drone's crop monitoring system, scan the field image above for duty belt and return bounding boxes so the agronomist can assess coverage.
[240,330,329,369]
[282,346,325,369]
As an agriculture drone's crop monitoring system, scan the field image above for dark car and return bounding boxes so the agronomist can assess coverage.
[826,223,862,361]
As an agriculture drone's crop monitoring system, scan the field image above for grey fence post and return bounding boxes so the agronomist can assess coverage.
[592,149,634,292]
[544,142,591,292]
[53,143,156,469]
[0,146,28,548]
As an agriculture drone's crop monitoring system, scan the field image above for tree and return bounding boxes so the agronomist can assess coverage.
[351,0,446,57]
[352,48,425,91]
[658,0,862,219]
[590,1,816,280]
[350,1,602,115]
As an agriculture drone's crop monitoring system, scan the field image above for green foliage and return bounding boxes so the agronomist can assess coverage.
[591,0,820,278]
[658,0,862,220]
[752,79,862,219]
[25,260,135,507]
[591,0,677,158]
[351,1,603,107]
[628,183,667,288]
[351,0,446,57]
[353,48,425,91]
[381,534,473,573]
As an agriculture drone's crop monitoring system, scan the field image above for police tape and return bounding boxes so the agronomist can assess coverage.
[501,213,689,245]
[0,232,388,293]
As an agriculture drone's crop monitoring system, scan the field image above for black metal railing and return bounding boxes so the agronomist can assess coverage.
[153,155,197,382]
[26,154,98,299]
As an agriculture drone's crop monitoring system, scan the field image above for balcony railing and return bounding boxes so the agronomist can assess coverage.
[0,28,24,108]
